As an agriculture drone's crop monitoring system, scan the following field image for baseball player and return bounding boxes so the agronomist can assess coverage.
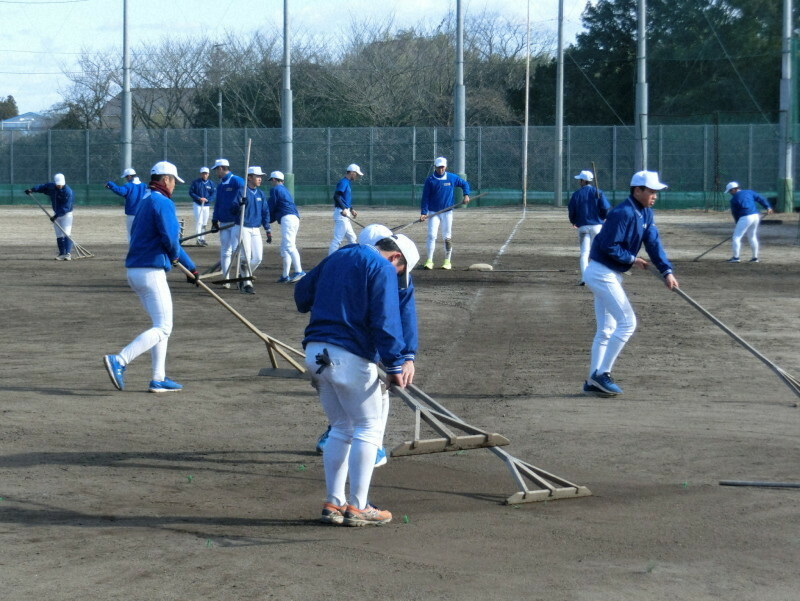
[267,171,305,283]
[315,224,419,468]
[568,169,611,285]
[106,168,148,241]
[210,158,245,288]
[582,170,679,397]
[188,167,216,246]
[419,156,471,270]
[295,232,419,526]
[26,173,75,260]
[103,161,199,393]
[327,163,363,255]
[724,181,773,263]
[232,166,272,294]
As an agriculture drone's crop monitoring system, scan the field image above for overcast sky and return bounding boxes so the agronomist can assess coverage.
[1,0,591,115]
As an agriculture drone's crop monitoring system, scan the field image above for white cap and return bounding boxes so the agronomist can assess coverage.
[247,166,266,176]
[53,173,65,186]
[212,158,230,169]
[725,181,740,194]
[199,167,210,174]
[630,170,667,190]
[391,233,420,289]
[574,170,594,182]
[358,223,393,246]
[346,163,364,176]
[434,157,447,168]
[121,168,136,178]
[150,161,185,183]
[269,170,285,181]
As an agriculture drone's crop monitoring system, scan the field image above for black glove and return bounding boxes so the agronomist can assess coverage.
[238,196,247,206]
[266,231,272,244]
[186,270,200,286]
[25,189,32,195]
[210,221,219,233]
[105,182,113,189]
[49,215,57,222]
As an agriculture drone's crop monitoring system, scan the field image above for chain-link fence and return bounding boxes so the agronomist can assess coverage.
[0,124,795,209]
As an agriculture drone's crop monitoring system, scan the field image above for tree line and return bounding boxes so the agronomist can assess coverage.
[47,0,791,130]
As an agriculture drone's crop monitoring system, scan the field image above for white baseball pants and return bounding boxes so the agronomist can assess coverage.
[279,214,302,277]
[577,224,602,278]
[119,267,173,382]
[125,215,135,242]
[732,213,760,259]
[305,342,383,510]
[53,212,73,239]
[584,260,637,378]
[192,203,210,241]
[218,221,236,276]
[426,210,453,261]
[328,209,357,255]
[232,225,263,274]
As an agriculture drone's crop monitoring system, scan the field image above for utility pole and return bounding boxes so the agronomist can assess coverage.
[120,0,132,172]
[554,0,564,207]
[453,0,467,189]
[634,0,648,171]
[282,0,295,196]
[777,0,795,212]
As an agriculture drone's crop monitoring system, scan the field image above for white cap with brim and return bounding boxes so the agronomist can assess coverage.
[200,167,210,174]
[247,166,266,176]
[434,157,447,168]
[358,223,393,246]
[630,170,667,190]
[212,158,230,169]
[391,233,419,289]
[269,171,285,181]
[574,170,594,182]
[346,163,364,176]
[121,168,136,178]
[53,173,66,186]
[724,181,740,194]
[150,161,184,183]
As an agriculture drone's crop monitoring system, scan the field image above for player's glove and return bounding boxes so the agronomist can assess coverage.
[210,221,219,233]
[238,196,247,206]
[266,231,272,244]
[24,189,33,195]
[49,215,57,222]
[105,181,113,189]
[186,270,200,286]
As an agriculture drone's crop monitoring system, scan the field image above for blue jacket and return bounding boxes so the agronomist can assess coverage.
[420,172,471,214]
[294,244,407,373]
[212,172,245,223]
[398,283,417,361]
[333,177,353,210]
[189,177,216,206]
[126,187,196,272]
[730,189,771,221]
[589,196,673,276]
[242,186,271,230]
[106,179,148,216]
[568,185,611,227]
[31,183,74,217]
[268,184,299,224]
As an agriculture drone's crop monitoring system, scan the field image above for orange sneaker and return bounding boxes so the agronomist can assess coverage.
[343,503,392,527]
[320,502,345,525]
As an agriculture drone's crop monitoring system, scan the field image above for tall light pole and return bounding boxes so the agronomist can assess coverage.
[454,0,466,184]
[120,0,132,172]
[213,44,225,158]
[634,0,648,171]
[777,0,795,212]
[554,0,565,207]
[282,0,295,195]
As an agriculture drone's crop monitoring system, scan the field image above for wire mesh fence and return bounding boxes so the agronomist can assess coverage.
[0,123,794,209]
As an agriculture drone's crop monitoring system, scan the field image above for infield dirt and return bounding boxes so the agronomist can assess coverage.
[1,204,799,601]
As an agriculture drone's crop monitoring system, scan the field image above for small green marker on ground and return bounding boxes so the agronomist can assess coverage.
[402,515,409,523]
[297,464,306,471]
[206,539,213,548]
[187,475,193,483]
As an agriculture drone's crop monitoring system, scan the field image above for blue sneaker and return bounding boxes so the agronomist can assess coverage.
[276,275,290,283]
[288,271,306,283]
[103,354,125,391]
[726,257,740,263]
[316,425,331,454]
[589,371,622,395]
[375,446,387,467]
[148,377,183,393]
[583,380,615,397]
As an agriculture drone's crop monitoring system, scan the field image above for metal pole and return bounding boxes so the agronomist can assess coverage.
[635,0,648,170]
[522,0,531,208]
[282,0,295,196]
[120,0,132,173]
[454,0,466,180]
[777,0,795,212]
[554,0,564,207]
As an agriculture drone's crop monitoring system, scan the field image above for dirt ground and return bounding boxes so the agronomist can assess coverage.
[1,202,799,601]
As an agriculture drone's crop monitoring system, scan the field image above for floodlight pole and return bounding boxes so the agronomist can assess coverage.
[120,0,132,174]
[454,0,467,186]
[522,0,531,209]
[777,0,795,213]
[634,0,648,171]
[554,0,564,207]
[282,0,295,196]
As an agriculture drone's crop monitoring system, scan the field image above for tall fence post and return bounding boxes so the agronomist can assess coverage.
[411,126,417,203]
[163,129,168,160]
[85,129,90,184]
[47,130,52,179]
[9,131,14,185]
[326,128,331,187]
[477,126,482,191]
[203,128,208,167]
[612,126,617,203]
[369,126,375,205]
[748,124,754,187]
